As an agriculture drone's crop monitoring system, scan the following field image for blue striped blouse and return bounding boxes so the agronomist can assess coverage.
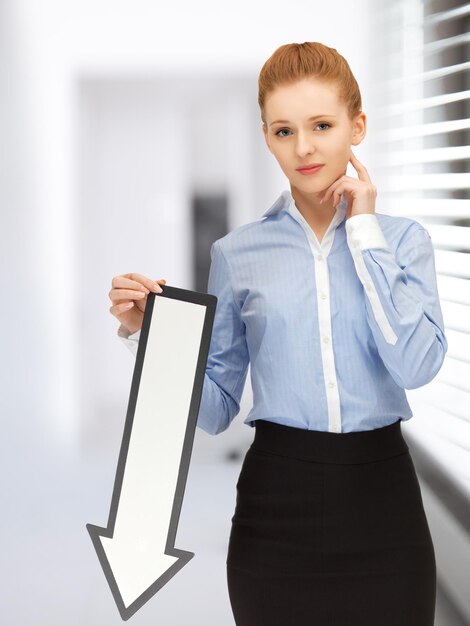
[118,189,448,436]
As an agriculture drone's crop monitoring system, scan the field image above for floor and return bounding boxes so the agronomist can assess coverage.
[4,441,468,625]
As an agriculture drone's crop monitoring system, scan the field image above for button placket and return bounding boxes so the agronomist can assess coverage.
[287,196,344,432]
[314,249,341,432]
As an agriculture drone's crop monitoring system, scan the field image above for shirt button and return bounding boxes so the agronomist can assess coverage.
[320,292,327,299]
[317,254,323,261]
[327,381,335,388]
[365,281,372,292]
[352,238,359,248]
[322,335,330,343]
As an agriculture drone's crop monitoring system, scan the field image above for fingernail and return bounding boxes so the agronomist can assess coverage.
[153,284,163,293]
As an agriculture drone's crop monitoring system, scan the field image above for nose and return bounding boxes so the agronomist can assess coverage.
[295,130,316,158]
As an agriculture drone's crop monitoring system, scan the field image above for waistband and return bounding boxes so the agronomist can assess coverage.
[251,419,409,465]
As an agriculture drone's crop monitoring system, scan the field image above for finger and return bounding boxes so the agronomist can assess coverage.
[349,153,372,183]
[333,188,345,207]
[330,184,345,207]
[320,178,345,203]
[109,301,135,315]
[323,179,361,205]
[113,274,150,293]
[109,287,149,302]
[319,179,340,203]
[116,273,165,292]
[134,275,166,290]
[112,272,166,293]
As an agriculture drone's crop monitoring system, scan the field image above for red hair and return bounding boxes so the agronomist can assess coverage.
[258,41,362,125]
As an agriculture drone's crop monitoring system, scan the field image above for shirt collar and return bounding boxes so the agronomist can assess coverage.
[261,189,348,228]
[261,189,292,218]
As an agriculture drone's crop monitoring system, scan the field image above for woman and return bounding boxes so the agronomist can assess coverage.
[110,42,447,625]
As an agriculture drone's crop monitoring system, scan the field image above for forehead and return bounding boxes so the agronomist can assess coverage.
[265,78,344,119]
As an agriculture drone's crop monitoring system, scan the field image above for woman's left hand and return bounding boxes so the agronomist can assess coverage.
[319,149,377,220]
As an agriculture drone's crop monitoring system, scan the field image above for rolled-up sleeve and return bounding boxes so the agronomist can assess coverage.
[345,214,448,389]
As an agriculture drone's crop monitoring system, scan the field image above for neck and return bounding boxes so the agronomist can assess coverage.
[290,186,337,226]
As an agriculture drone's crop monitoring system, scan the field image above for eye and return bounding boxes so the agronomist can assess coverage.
[274,122,331,137]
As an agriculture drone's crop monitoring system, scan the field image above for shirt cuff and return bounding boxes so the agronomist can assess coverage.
[345,213,390,251]
[117,323,141,341]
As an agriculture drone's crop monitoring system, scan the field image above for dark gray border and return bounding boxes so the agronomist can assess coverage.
[87,285,217,620]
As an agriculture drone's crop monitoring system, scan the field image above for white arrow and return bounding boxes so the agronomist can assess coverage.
[87,286,217,621]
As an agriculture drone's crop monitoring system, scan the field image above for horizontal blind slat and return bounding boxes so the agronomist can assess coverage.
[386,89,470,115]
[379,118,470,141]
[435,250,470,278]
[436,276,470,306]
[380,199,470,219]
[404,407,470,497]
[439,305,470,338]
[425,3,470,24]
[410,379,470,423]
[382,173,470,191]
[382,145,470,166]
[378,61,470,88]
[432,357,470,394]
[423,224,470,250]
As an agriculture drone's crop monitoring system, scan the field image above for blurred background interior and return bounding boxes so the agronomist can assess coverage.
[1,0,469,623]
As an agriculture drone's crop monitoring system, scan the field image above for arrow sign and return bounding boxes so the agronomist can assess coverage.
[87,285,216,621]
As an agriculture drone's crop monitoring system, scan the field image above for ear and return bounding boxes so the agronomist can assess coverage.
[351,112,367,146]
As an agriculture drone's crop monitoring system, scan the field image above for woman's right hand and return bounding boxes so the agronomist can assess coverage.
[109,273,167,335]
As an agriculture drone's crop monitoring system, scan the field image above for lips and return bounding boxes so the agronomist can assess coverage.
[297,164,325,171]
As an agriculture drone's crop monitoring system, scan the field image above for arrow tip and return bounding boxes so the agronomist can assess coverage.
[87,522,194,620]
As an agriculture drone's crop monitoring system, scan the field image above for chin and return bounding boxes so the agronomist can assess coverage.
[295,180,326,193]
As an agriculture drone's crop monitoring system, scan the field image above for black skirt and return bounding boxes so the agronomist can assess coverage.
[226,418,436,626]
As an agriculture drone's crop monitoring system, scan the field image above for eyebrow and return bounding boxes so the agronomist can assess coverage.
[269,115,337,127]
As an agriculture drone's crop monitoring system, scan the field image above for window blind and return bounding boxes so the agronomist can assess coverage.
[369,0,470,500]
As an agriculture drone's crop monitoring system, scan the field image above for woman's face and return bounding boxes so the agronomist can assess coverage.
[262,78,366,199]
